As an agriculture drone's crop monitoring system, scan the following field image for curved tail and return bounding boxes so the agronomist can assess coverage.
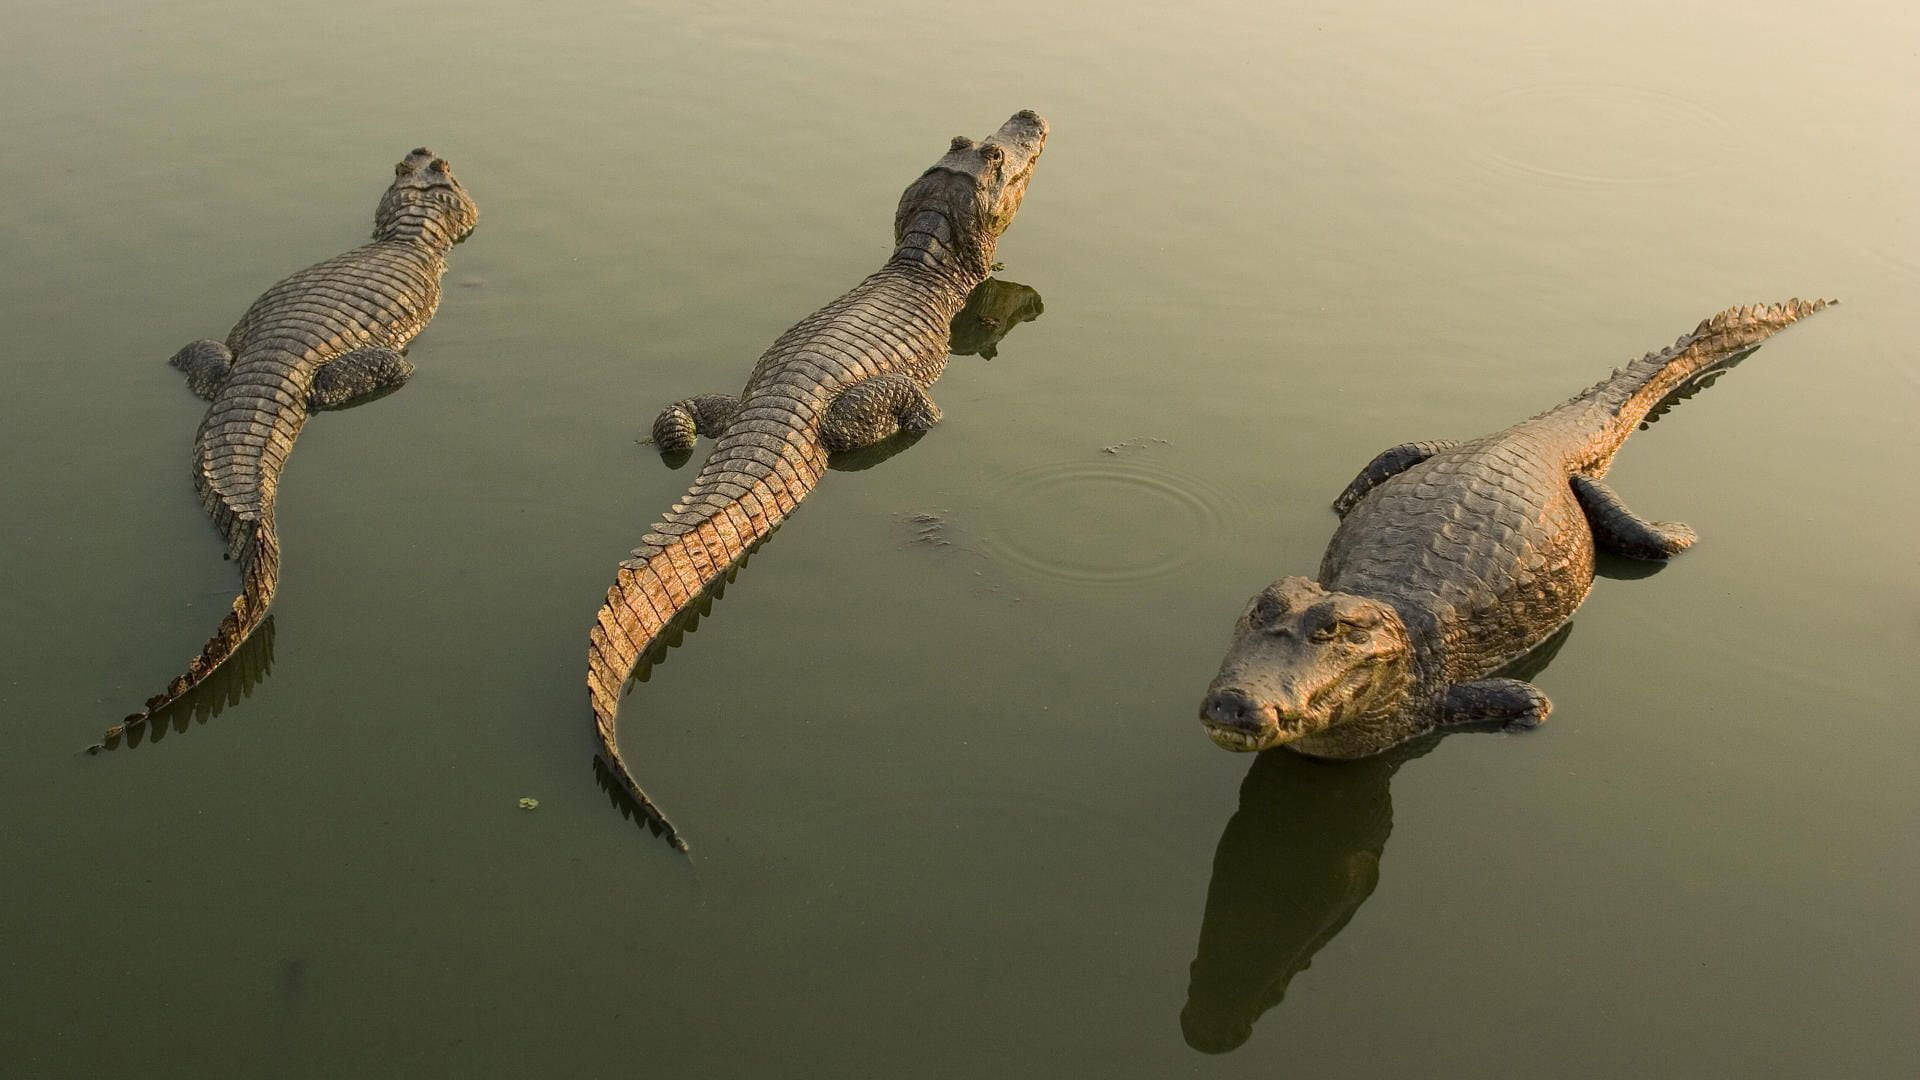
[588,424,829,851]
[92,510,281,751]
[1572,298,1835,464]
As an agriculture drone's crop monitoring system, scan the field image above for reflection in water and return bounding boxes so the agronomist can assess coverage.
[105,616,277,751]
[1638,345,1756,431]
[831,278,1045,472]
[947,277,1044,360]
[1182,626,1571,1054]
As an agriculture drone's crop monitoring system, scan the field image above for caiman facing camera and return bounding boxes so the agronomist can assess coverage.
[1201,300,1833,759]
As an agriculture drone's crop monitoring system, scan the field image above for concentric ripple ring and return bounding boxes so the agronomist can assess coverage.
[977,459,1239,584]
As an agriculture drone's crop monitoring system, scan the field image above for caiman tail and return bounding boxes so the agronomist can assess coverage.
[588,421,830,851]
[93,503,281,751]
[1572,297,1835,469]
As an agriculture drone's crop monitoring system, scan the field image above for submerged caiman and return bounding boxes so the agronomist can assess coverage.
[91,149,478,749]
[589,110,1049,850]
[1200,299,1833,757]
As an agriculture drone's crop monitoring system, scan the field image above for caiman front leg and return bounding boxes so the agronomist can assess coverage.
[651,394,740,453]
[1439,678,1552,732]
[1332,440,1459,517]
[820,373,942,453]
[169,339,233,400]
[1570,474,1697,560]
[308,346,414,410]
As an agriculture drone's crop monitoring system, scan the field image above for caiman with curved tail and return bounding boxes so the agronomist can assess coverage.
[92,148,478,750]
[589,110,1049,849]
[1200,299,1834,757]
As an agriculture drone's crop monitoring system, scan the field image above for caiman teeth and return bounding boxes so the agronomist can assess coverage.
[1204,724,1271,752]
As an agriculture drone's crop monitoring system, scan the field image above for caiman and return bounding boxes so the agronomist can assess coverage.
[1199,299,1833,757]
[1182,629,1570,1054]
[91,148,478,750]
[589,110,1049,850]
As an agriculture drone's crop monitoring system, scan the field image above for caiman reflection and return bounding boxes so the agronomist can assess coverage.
[97,617,278,752]
[1182,626,1570,1054]
[947,277,1044,360]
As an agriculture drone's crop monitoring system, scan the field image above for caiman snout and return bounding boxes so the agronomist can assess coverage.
[1200,687,1280,752]
[993,109,1049,158]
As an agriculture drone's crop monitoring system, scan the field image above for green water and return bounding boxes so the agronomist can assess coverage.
[4,1,1916,1076]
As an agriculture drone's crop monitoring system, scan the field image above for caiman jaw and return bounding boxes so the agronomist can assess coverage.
[1199,688,1288,752]
[1204,724,1279,753]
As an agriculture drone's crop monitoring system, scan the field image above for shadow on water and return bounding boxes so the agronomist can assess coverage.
[597,277,1043,843]
[98,616,278,752]
[1180,624,1572,1054]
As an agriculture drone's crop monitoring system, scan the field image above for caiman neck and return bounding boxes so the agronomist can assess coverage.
[888,209,988,298]
[375,214,461,253]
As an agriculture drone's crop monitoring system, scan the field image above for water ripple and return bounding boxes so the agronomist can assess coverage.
[976,457,1243,585]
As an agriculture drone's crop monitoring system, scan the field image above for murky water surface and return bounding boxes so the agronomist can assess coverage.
[4,1,1916,1076]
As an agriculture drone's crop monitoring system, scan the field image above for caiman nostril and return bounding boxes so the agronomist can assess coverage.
[1202,689,1262,733]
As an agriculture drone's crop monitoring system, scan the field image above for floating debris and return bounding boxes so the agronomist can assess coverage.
[1100,436,1171,455]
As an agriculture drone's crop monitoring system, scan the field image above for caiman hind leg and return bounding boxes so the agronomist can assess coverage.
[820,373,941,453]
[1332,440,1459,517]
[651,394,739,453]
[1570,474,1696,560]
[1439,678,1552,732]
[308,346,414,410]
[170,339,233,400]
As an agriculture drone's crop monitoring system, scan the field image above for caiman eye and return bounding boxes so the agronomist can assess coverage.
[1250,595,1285,626]
[1345,628,1371,645]
[980,144,1005,164]
[1309,625,1337,643]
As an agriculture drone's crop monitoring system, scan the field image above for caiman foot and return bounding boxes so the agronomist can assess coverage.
[821,373,941,453]
[170,339,233,400]
[1333,440,1458,517]
[1571,474,1696,560]
[650,394,738,453]
[1440,678,1552,732]
[309,346,414,410]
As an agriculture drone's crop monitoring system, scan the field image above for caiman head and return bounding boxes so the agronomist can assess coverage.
[1200,577,1414,753]
[894,109,1048,277]
[375,147,479,245]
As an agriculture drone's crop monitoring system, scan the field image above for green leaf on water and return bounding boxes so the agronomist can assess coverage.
[518,797,539,811]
